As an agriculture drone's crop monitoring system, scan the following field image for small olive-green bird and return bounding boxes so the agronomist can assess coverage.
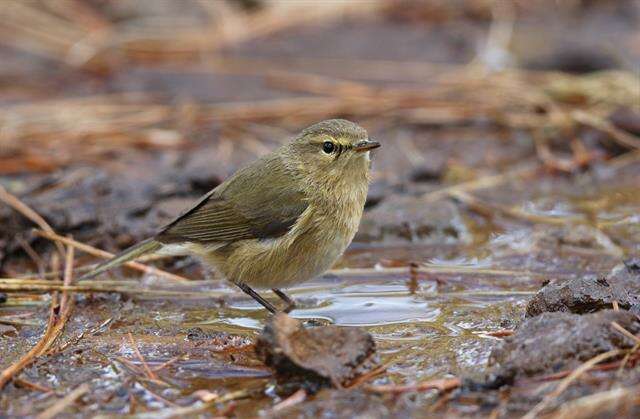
[79,119,380,313]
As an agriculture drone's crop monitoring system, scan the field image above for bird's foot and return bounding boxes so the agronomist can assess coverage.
[272,288,296,314]
[282,300,297,314]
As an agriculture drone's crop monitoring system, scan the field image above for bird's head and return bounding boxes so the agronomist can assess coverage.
[287,119,380,187]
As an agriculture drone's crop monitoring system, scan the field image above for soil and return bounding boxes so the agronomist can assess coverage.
[487,310,640,383]
[526,259,640,317]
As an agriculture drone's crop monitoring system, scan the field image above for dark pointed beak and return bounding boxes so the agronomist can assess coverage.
[354,139,381,152]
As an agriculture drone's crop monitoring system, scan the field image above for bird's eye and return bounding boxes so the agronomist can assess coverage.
[322,141,335,154]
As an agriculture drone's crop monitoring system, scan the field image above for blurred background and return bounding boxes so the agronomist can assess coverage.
[1,0,638,260]
[1,1,639,416]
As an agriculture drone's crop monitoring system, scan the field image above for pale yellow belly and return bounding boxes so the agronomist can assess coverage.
[210,229,352,289]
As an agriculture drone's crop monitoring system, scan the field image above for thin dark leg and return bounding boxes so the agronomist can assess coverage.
[236,283,276,314]
[272,288,296,313]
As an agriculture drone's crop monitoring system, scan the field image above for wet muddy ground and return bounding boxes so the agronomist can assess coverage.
[1,1,640,417]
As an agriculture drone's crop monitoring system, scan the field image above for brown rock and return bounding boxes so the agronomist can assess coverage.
[526,259,640,317]
[487,310,640,383]
[255,313,378,392]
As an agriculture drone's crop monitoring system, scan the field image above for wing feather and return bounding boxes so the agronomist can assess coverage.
[156,152,307,245]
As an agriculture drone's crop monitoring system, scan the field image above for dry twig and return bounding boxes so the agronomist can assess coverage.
[14,377,55,394]
[41,243,76,355]
[270,389,307,413]
[550,385,640,419]
[522,349,626,419]
[346,363,389,388]
[36,383,90,419]
[611,321,640,345]
[572,110,640,150]
[127,332,160,382]
[0,184,64,256]
[0,292,59,389]
[0,245,80,389]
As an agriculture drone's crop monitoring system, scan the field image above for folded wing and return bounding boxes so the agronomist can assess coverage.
[157,153,307,245]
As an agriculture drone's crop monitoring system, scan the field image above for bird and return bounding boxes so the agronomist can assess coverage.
[79,119,380,313]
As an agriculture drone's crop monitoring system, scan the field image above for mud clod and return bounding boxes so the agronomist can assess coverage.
[526,260,640,317]
[255,313,378,392]
[488,310,640,383]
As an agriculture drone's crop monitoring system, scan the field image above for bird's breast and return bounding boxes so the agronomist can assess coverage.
[215,183,368,289]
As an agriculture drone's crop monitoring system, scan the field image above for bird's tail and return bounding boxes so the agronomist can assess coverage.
[78,239,162,281]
